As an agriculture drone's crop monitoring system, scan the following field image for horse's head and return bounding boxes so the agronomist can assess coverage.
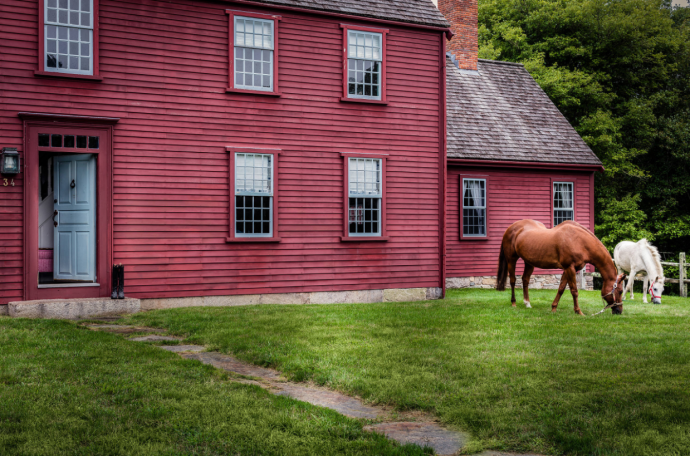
[650,276,665,305]
[603,273,626,314]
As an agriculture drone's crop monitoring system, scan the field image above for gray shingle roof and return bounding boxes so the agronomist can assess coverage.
[248,0,449,28]
[447,57,601,165]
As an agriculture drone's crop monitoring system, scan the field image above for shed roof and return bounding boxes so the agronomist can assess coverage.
[245,0,450,28]
[446,57,601,166]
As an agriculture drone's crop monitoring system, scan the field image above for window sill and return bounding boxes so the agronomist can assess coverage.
[226,87,282,97]
[341,236,389,242]
[35,71,103,81]
[226,237,281,243]
[340,97,388,105]
[460,236,489,241]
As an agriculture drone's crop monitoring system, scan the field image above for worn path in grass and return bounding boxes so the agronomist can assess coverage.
[89,323,471,456]
[0,318,440,456]
[123,289,690,456]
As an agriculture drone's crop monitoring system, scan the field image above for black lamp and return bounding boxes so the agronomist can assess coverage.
[1,148,20,175]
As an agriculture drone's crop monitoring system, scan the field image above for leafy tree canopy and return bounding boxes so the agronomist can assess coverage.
[478,0,690,253]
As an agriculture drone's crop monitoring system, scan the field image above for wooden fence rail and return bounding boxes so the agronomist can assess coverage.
[592,252,687,297]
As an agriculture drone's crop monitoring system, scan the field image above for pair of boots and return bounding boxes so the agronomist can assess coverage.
[111,264,125,299]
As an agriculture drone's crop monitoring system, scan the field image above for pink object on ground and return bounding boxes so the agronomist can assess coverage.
[38,250,53,273]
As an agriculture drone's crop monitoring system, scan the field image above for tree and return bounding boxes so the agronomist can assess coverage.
[478,0,690,252]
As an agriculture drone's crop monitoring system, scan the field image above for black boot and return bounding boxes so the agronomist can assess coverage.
[111,264,119,299]
[117,264,125,299]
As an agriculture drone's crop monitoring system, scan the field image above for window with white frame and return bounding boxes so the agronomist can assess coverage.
[553,182,574,226]
[45,0,93,75]
[348,158,382,236]
[235,153,273,236]
[234,16,274,91]
[347,31,382,100]
[462,179,486,237]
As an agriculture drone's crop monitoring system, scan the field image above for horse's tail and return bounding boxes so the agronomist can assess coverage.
[496,245,508,291]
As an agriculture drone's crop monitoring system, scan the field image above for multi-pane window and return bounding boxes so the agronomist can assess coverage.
[45,0,93,75]
[234,16,274,91]
[347,31,382,100]
[348,158,382,236]
[462,179,486,237]
[553,182,574,226]
[235,153,273,237]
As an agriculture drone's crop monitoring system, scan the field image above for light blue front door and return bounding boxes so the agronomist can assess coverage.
[53,154,96,282]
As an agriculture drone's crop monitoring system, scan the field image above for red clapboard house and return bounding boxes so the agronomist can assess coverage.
[0,0,453,312]
[438,0,603,290]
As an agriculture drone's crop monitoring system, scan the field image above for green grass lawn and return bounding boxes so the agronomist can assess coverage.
[0,319,431,456]
[121,289,690,456]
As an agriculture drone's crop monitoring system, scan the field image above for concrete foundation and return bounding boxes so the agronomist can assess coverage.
[446,273,594,291]
[8,297,140,319]
[141,287,442,311]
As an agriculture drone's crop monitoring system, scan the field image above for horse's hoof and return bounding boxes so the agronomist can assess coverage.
[511,303,517,307]
[576,311,585,316]
[524,301,532,308]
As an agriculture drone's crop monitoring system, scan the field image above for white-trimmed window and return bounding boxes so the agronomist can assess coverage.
[44,0,94,75]
[348,158,382,236]
[234,16,274,91]
[235,153,273,236]
[347,31,382,100]
[553,182,574,226]
[462,179,486,237]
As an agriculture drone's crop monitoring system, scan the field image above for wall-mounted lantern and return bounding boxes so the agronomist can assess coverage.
[1,148,20,175]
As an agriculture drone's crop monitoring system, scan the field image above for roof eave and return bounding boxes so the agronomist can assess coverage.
[223,0,451,30]
[447,158,604,173]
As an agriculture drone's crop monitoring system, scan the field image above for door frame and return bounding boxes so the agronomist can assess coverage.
[20,112,119,301]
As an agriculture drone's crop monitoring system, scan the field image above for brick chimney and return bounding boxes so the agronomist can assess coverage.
[438,0,478,71]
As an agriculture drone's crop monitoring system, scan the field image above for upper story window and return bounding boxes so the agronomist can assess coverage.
[553,182,574,226]
[226,11,281,95]
[348,158,383,236]
[340,25,388,103]
[44,0,94,75]
[235,17,274,91]
[347,31,382,100]
[462,178,486,237]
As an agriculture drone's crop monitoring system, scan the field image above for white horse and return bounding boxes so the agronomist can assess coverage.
[613,239,665,304]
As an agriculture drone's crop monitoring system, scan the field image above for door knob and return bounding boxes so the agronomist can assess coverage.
[70,179,75,188]
[53,210,58,227]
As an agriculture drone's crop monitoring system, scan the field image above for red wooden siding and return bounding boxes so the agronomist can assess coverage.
[447,165,595,278]
[0,0,443,303]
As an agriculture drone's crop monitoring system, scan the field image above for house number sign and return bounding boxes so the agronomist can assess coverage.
[3,178,15,187]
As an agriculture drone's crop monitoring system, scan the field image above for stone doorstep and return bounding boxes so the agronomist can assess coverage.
[7,297,140,320]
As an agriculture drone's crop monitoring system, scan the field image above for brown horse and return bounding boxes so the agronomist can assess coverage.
[496,220,626,315]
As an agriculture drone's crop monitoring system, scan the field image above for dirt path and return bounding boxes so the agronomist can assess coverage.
[87,324,545,456]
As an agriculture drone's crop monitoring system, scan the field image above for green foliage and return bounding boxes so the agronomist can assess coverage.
[478,0,690,252]
[596,194,655,250]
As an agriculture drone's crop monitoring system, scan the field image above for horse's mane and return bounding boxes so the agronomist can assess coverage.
[638,239,664,280]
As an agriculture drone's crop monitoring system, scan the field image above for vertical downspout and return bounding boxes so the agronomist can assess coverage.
[439,32,448,298]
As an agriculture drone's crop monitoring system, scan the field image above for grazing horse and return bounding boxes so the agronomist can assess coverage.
[496,220,626,315]
[613,239,665,304]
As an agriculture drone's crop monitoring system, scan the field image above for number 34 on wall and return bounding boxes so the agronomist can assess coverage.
[3,178,15,187]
